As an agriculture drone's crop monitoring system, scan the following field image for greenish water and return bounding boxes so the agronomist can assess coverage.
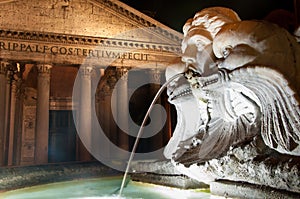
[0,177,211,199]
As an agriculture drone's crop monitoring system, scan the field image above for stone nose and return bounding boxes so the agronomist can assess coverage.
[181,44,197,65]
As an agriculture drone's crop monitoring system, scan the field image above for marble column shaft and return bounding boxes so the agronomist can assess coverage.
[3,69,12,166]
[0,61,8,166]
[13,65,25,166]
[97,68,117,158]
[78,65,93,161]
[7,76,17,166]
[35,64,52,164]
[116,67,129,151]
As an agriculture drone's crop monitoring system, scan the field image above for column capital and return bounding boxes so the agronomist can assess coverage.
[36,64,52,74]
[148,68,162,84]
[0,61,10,75]
[79,65,94,77]
[116,67,129,81]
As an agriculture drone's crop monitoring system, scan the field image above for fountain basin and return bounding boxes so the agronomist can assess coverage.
[0,176,211,199]
[0,161,210,199]
[0,161,121,192]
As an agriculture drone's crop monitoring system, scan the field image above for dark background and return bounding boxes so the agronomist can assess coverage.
[120,0,295,32]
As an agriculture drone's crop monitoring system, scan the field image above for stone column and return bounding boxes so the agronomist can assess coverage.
[35,64,52,164]
[7,69,18,166]
[116,67,129,151]
[96,68,115,159]
[0,61,8,166]
[148,69,163,150]
[78,65,93,161]
[107,68,117,157]
[13,63,25,165]
[3,66,12,165]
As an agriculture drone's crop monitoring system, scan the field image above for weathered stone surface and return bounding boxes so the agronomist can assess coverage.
[163,6,300,196]
[174,139,300,194]
[0,0,181,44]
[131,172,207,189]
[210,180,300,199]
[0,0,182,67]
[131,160,178,175]
[0,161,121,191]
[130,160,208,189]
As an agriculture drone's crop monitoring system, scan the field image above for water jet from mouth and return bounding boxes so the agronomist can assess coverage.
[118,72,185,197]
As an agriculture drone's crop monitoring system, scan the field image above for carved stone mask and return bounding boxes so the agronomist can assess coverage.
[164,9,300,164]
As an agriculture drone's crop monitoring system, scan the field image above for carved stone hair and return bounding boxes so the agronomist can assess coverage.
[183,7,241,38]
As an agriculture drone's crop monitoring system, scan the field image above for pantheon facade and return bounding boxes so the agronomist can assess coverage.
[0,0,182,166]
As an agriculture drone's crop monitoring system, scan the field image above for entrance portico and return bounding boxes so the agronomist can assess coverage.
[0,0,182,166]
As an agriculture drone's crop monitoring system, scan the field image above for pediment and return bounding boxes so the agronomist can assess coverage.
[0,0,182,46]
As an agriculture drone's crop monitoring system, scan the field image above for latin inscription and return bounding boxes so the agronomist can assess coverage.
[0,41,149,61]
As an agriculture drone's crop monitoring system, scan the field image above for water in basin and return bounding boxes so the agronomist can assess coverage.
[0,176,210,199]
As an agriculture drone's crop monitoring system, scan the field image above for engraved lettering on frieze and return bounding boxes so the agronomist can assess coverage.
[0,40,150,61]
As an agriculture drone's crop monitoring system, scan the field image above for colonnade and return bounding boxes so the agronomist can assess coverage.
[0,61,167,166]
[77,65,166,160]
[95,67,169,157]
[0,61,53,166]
[0,61,23,166]
[95,66,131,159]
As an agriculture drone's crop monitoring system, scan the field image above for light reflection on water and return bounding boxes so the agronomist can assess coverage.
[0,176,211,199]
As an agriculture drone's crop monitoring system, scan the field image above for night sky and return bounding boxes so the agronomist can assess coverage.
[119,0,295,32]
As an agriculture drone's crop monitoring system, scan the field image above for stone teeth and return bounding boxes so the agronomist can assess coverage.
[171,88,192,100]
[203,77,218,87]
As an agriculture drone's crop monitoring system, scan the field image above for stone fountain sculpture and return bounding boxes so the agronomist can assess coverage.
[164,7,300,194]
